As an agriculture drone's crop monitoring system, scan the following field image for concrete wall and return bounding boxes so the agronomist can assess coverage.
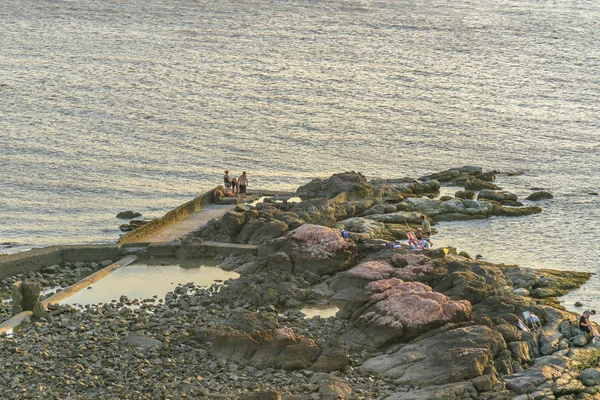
[118,187,220,244]
[0,245,120,281]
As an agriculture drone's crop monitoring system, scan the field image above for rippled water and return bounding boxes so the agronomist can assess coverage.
[1,0,599,303]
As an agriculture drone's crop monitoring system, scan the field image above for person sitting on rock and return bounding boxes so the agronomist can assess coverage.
[580,310,600,339]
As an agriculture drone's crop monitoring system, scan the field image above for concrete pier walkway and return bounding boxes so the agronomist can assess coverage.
[145,203,235,243]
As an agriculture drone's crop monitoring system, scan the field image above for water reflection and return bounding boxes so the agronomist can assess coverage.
[60,258,239,306]
[299,304,339,319]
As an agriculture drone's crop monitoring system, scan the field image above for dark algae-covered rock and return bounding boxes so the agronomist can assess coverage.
[526,191,554,201]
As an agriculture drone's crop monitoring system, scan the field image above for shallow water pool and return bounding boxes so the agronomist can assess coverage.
[60,258,239,306]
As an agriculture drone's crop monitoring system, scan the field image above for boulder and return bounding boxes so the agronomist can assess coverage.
[490,204,542,217]
[419,169,462,182]
[364,211,423,225]
[297,172,380,200]
[247,220,289,245]
[116,211,141,219]
[359,202,397,216]
[335,218,392,240]
[220,211,246,236]
[120,333,163,351]
[455,190,476,200]
[476,171,496,182]
[465,179,499,191]
[397,198,494,221]
[477,190,518,205]
[579,368,600,386]
[411,179,441,194]
[360,325,505,387]
[198,313,320,371]
[526,191,553,201]
[503,354,580,396]
[250,328,321,370]
[257,224,357,276]
[341,279,472,348]
[310,338,349,372]
[310,374,353,400]
[217,271,306,307]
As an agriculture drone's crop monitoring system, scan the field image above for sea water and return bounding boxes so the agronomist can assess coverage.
[1,0,599,312]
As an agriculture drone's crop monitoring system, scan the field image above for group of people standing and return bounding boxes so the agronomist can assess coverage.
[223,170,249,198]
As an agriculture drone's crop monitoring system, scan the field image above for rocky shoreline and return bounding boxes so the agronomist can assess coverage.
[1,167,599,400]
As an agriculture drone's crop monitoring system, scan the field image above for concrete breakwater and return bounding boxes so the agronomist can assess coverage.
[118,187,219,244]
[0,244,121,281]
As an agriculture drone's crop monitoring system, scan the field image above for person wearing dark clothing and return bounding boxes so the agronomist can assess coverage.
[223,170,231,190]
[580,310,600,339]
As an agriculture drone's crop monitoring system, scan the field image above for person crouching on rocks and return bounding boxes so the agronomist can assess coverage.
[231,177,239,195]
[580,310,600,340]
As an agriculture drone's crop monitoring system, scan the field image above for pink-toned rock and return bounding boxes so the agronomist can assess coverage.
[345,260,396,281]
[257,224,358,276]
[330,256,435,294]
[342,278,472,348]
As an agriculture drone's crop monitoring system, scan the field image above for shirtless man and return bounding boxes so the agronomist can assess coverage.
[238,171,249,200]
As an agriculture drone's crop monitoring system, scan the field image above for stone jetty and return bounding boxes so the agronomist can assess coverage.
[3,167,600,400]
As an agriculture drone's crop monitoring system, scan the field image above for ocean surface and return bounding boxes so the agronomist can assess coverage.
[1,0,599,312]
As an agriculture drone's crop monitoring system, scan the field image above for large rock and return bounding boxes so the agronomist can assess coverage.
[464,179,500,191]
[297,172,380,200]
[335,218,392,240]
[217,271,307,307]
[411,179,441,194]
[256,224,357,276]
[503,354,582,396]
[526,191,553,201]
[116,210,141,219]
[120,333,163,351]
[341,279,472,348]
[397,198,493,221]
[478,189,519,205]
[490,204,542,217]
[247,220,289,245]
[364,211,423,225]
[220,211,246,236]
[197,312,320,371]
[579,368,600,386]
[361,325,505,387]
[250,327,321,370]
[455,190,476,200]
[310,338,349,372]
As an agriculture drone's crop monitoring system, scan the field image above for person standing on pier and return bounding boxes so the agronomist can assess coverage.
[238,171,249,200]
[223,170,231,191]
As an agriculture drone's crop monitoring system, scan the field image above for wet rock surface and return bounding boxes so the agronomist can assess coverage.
[2,168,599,399]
